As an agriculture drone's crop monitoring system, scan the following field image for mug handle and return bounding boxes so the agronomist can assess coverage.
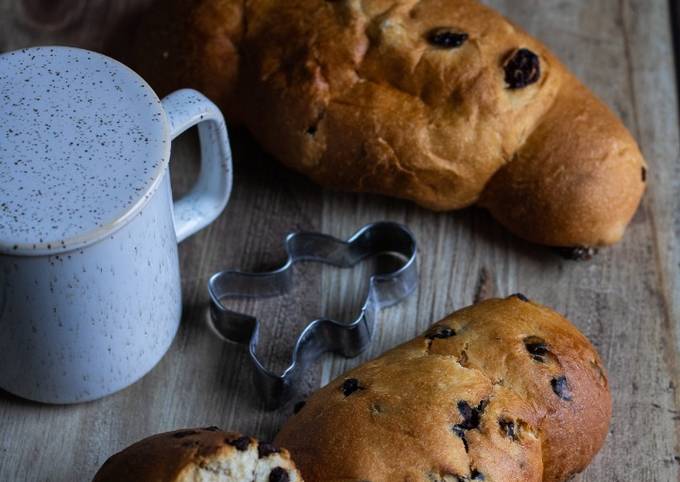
[161,89,233,243]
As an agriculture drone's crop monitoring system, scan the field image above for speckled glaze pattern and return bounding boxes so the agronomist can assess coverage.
[0,47,232,403]
[0,178,181,403]
[0,47,168,252]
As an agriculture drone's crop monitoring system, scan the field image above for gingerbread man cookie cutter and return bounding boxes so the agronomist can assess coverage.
[207,222,418,408]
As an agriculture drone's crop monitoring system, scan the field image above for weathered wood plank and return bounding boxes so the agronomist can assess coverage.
[0,0,678,481]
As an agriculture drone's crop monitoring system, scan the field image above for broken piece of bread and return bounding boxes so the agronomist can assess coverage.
[92,427,301,482]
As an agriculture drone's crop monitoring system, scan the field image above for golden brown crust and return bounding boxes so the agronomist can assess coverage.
[479,82,646,246]
[275,297,612,482]
[92,427,302,482]
[134,0,646,247]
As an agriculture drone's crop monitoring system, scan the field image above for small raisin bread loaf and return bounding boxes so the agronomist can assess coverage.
[275,296,611,482]
[134,0,646,248]
[92,427,302,482]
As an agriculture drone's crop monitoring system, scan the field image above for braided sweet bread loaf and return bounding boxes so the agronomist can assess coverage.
[92,427,302,482]
[134,0,646,248]
[275,296,611,482]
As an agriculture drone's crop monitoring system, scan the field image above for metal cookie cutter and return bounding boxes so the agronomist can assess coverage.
[207,222,418,408]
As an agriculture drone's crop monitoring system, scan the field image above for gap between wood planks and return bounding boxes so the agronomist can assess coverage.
[671,0,680,124]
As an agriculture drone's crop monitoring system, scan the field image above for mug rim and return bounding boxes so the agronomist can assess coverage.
[0,46,172,257]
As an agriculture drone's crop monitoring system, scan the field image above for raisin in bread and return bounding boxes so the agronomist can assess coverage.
[134,0,646,248]
[92,427,302,482]
[275,296,611,482]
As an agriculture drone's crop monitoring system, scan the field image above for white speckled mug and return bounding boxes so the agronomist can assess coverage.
[0,47,233,403]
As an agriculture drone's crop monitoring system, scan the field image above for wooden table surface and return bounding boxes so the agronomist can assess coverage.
[1,0,679,480]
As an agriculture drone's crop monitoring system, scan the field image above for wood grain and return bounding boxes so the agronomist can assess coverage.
[0,0,678,480]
